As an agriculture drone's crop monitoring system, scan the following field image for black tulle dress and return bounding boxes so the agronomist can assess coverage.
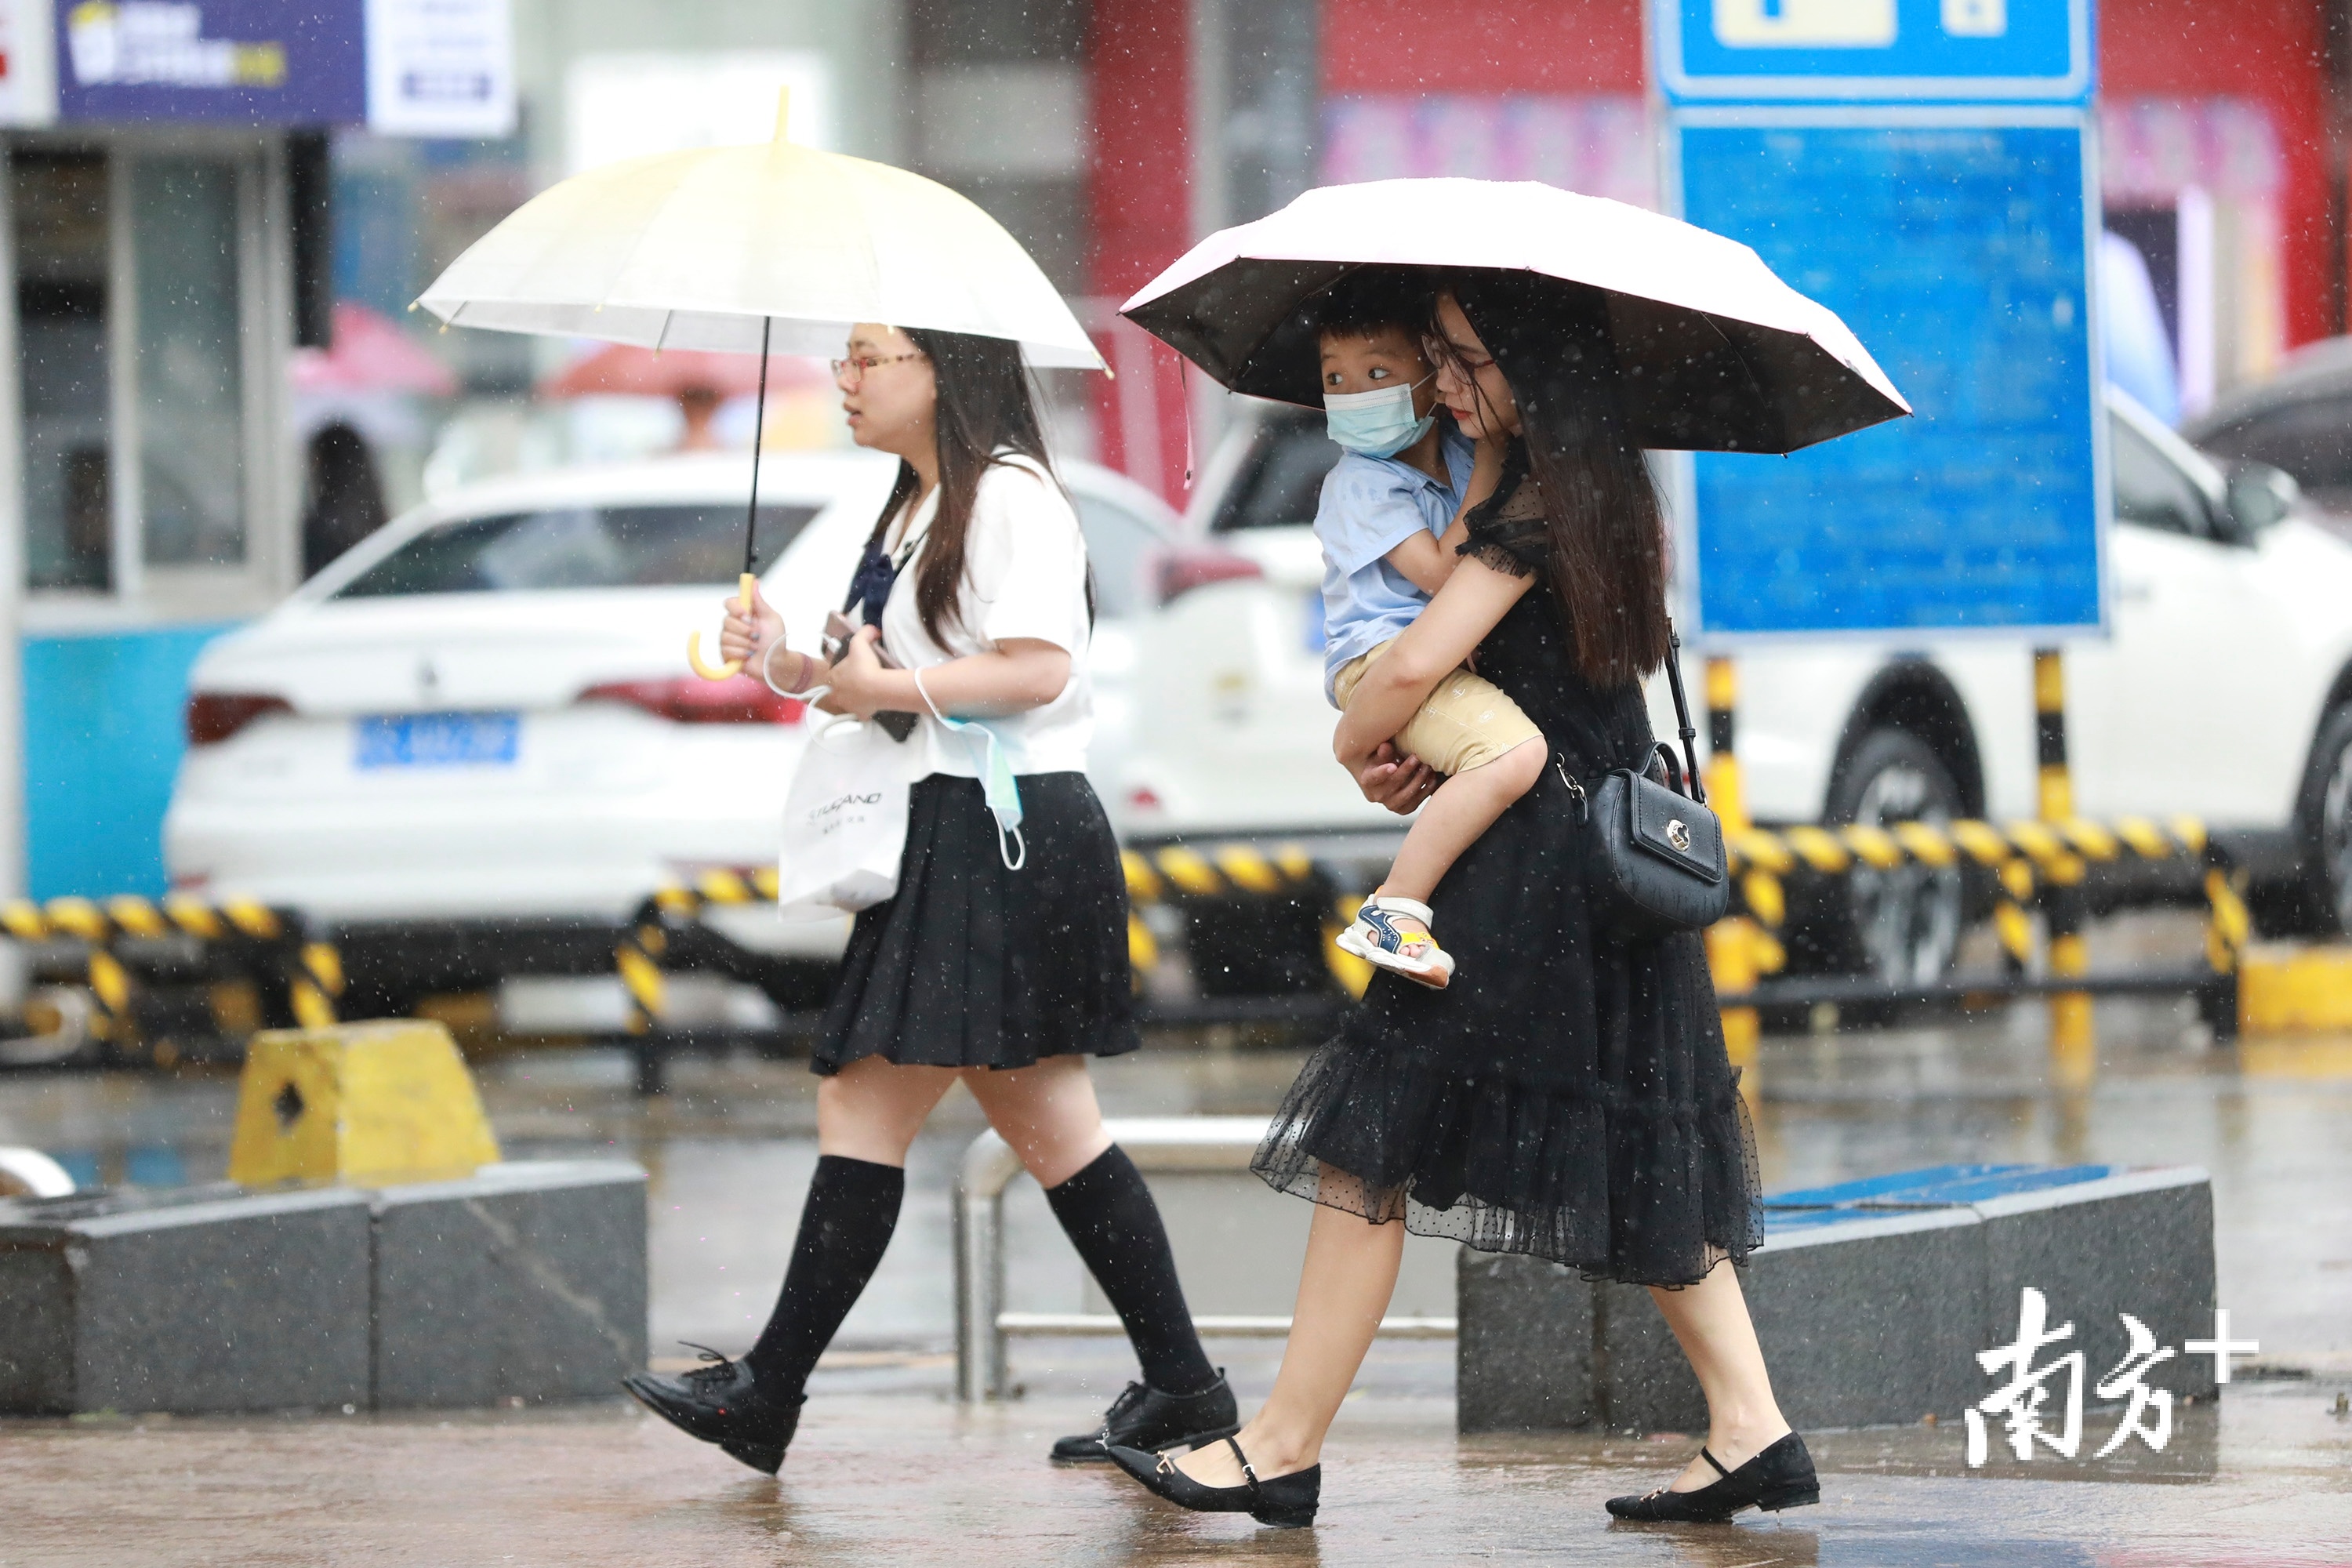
[1252,459,1762,1287]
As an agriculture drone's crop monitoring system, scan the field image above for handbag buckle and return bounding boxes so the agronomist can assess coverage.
[1552,759,1588,821]
[1667,818,1692,853]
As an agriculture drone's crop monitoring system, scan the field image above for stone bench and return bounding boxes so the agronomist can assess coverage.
[0,1160,645,1416]
[1459,1163,2216,1433]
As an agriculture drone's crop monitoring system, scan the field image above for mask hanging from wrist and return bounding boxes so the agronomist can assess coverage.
[1324,377,1435,458]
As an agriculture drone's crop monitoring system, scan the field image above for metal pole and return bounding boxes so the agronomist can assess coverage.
[952,1118,1458,1401]
[2035,648,2095,1087]
[954,1131,1024,1403]
[1701,652,1765,1092]
[742,317,773,579]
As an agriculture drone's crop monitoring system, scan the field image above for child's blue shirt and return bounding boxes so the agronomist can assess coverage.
[1314,422,1477,704]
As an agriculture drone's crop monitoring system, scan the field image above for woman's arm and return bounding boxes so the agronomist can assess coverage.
[825,626,1070,720]
[1332,557,1536,773]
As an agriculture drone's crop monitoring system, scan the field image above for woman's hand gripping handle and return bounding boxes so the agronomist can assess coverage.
[695,576,799,688]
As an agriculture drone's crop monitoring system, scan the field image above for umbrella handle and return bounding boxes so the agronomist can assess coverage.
[687,572,756,681]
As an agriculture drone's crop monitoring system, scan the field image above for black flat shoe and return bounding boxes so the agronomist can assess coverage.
[1050,1373,1240,1464]
[1606,1432,1819,1523]
[1109,1435,1320,1528]
[622,1345,806,1476]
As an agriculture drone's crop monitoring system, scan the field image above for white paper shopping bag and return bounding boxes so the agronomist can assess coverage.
[775,716,911,920]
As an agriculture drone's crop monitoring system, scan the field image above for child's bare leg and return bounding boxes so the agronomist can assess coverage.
[1381,735,1546,903]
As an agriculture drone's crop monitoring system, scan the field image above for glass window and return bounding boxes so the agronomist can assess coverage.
[1213,412,1341,532]
[133,158,246,568]
[1072,493,1166,619]
[2199,398,2352,511]
[335,503,819,598]
[2109,412,2212,538]
[14,151,113,592]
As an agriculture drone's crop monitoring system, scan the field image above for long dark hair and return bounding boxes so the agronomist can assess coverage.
[869,325,1057,644]
[1447,274,1671,689]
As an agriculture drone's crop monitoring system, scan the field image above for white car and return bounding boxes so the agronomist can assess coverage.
[1115,389,2352,982]
[165,452,1178,1013]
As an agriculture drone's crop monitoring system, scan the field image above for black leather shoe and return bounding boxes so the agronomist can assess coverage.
[622,1345,805,1476]
[1109,1435,1319,1528]
[1049,1373,1240,1464]
[1606,1432,1819,1523]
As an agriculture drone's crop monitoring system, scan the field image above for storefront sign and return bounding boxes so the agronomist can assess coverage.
[0,0,60,124]
[56,0,365,123]
[365,0,512,138]
[5,0,508,129]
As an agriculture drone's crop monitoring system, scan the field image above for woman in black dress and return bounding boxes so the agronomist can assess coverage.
[622,323,1237,1475]
[1112,274,1814,1527]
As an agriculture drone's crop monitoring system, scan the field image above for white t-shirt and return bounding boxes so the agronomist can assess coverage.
[878,455,1094,780]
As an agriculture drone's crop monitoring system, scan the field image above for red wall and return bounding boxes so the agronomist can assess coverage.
[2102,0,2336,347]
[1084,0,2343,496]
[1321,0,2343,346]
[1322,0,1644,93]
[1087,0,1196,500]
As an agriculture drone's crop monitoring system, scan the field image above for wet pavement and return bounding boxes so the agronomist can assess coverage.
[3,1384,2348,1565]
[5,911,2351,1560]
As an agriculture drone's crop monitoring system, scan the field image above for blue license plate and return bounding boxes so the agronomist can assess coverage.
[354,711,520,770]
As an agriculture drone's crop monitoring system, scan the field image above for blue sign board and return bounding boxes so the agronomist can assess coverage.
[1658,0,2091,103]
[56,0,368,125]
[1675,112,2104,638]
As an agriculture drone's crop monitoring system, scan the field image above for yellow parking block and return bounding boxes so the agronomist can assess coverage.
[227,1019,501,1188]
[2238,1038,2352,1079]
[2239,946,2352,1036]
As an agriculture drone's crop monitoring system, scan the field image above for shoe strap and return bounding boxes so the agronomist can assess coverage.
[1697,1446,1731,1480]
[1225,1436,1261,1501]
[1363,894,1435,923]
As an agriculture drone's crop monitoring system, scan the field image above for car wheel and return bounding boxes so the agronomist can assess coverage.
[2301,704,2352,935]
[1811,728,1967,987]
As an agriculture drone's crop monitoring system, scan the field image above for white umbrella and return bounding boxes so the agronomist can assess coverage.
[416,92,1104,677]
[416,97,1103,368]
[1120,177,1907,454]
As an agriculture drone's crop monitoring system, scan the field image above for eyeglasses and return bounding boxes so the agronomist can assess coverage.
[829,350,927,384]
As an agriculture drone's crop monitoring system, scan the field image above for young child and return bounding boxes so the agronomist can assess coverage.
[1312,273,1548,988]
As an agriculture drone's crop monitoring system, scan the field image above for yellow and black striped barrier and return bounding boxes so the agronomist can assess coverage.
[0,893,332,1066]
[1710,806,2245,1056]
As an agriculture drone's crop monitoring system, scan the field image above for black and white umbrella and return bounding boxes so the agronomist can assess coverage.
[1120,177,1909,453]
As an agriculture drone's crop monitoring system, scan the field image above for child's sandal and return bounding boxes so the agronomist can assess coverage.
[1336,895,1456,989]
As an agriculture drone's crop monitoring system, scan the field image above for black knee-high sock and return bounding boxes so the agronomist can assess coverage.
[1046,1145,1218,1396]
[744,1154,905,1399]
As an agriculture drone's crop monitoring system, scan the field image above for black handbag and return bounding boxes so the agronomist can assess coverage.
[1555,630,1730,939]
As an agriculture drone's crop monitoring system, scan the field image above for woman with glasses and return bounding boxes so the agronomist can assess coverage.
[1111,277,1809,1529]
[622,323,1237,1475]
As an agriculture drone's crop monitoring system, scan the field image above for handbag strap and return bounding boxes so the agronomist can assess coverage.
[1661,623,1708,806]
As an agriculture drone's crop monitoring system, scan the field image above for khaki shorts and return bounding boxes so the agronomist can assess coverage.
[1330,639,1543,777]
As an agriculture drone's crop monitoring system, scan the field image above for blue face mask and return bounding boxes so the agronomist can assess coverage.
[934,713,1025,869]
[1324,376,1435,458]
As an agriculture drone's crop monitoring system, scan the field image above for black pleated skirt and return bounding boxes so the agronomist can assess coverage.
[812,771,1140,1074]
